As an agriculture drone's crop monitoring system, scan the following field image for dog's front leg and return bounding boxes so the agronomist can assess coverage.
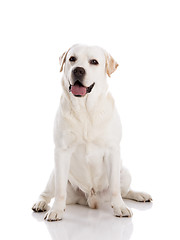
[44,147,72,221]
[109,147,132,217]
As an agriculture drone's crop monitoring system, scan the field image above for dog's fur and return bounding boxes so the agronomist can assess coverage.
[32,44,152,221]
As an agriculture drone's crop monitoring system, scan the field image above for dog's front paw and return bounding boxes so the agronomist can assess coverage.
[44,208,64,221]
[112,205,133,218]
[32,201,48,212]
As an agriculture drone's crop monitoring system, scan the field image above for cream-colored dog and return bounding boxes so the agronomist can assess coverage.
[32,44,152,221]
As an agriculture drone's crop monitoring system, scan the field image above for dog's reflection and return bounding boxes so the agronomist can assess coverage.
[32,203,134,240]
[32,201,152,240]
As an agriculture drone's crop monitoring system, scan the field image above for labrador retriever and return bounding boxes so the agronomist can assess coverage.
[32,44,152,221]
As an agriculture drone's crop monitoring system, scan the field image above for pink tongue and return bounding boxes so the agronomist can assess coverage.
[71,85,86,96]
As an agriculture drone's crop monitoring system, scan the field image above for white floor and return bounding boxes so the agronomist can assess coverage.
[31,200,149,240]
[2,193,179,240]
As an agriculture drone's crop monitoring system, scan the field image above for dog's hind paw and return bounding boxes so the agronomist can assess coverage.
[125,190,153,202]
[32,201,48,212]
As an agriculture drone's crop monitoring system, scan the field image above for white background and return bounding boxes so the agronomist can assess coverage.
[0,0,180,239]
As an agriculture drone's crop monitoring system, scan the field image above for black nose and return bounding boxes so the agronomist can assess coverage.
[73,67,86,80]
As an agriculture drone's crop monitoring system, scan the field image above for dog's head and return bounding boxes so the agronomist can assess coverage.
[59,44,118,97]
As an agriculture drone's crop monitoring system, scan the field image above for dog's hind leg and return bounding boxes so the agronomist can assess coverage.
[32,170,55,212]
[123,190,152,202]
[121,167,152,202]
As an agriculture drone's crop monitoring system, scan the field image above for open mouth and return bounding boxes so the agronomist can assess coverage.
[69,81,95,97]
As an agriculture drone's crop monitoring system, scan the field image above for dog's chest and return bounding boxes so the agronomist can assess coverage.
[78,118,104,142]
[70,109,112,144]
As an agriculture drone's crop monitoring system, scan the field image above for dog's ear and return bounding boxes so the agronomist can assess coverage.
[59,51,68,72]
[59,45,78,72]
[105,52,119,77]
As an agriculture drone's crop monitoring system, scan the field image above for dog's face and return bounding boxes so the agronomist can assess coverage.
[59,45,118,97]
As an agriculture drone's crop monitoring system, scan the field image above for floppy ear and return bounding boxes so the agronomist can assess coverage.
[59,51,68,72]
[105,53,119,77]
[59,45,77,72]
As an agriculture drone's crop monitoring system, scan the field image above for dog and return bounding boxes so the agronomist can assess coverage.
[32,44,152,221]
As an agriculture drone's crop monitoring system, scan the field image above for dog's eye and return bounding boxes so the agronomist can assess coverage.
[89,59,99,65]
[69,56,77,62]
